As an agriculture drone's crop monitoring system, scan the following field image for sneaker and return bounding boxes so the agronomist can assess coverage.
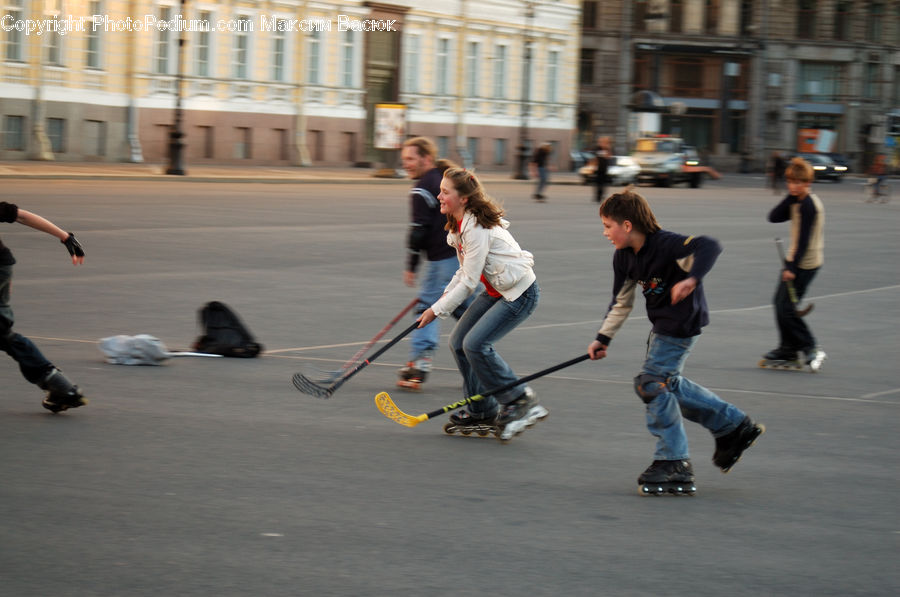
[448,408,498,426]
[712,417,765,473]
[40,368,87,413]
[805,347,827,372]
[763,347,798,361]
[496,388,548,441]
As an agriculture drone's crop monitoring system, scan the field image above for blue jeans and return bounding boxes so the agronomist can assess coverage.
[638,333,746,461]
[410,256,462,360]
[449,282,539,415]
[535,166,549,196]
[0,264,53,384]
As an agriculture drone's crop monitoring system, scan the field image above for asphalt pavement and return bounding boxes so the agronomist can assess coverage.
[0,173,897,596]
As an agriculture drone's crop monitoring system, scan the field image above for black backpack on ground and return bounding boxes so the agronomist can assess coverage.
[193,301,263,358]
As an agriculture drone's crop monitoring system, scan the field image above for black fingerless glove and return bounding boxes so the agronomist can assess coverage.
[62,232,85,258]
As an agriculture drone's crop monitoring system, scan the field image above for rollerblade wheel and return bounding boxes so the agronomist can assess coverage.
[460,428,473,436]
[476,428,490,437]
[442,423,456,435]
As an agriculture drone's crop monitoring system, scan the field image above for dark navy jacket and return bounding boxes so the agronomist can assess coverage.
[406,168,455,272]
[597,230,722,344]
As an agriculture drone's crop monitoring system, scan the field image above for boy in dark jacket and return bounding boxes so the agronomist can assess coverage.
[587,188,763,495]
[1,201,86,412]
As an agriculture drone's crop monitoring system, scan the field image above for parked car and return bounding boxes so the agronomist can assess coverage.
[797,152,847,182]
[569,150,595,172]
[578,155,640,185]
[631,136,705,188]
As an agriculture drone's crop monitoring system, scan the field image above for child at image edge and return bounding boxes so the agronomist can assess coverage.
[1,201,87,412]
[586,188,764,493]
[764,157,826,370]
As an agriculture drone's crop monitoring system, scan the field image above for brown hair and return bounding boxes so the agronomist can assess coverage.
[598,186,661,235]
[402,136,437,160]
[442,168,504,232]
[784,156,814,183]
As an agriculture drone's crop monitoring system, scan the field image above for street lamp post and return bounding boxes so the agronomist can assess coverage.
[513,2,534,179]
[166,0,187,175]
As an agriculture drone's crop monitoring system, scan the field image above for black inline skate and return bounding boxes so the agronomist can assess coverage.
[443,408,499,438]
[637,459,696,496]
[40,367,87,413]
[713,417,765,473]
[758,347,804,371]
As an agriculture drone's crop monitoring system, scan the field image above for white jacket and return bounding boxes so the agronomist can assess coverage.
[431,211,536,318]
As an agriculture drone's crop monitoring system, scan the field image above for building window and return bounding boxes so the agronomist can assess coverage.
[797,62,841,102]
[493,45,507,99]
[580,48,595,85]
[197,125,214,158]
[797,0,816,39]
[705,0,720,34]
[45,0,63,65]
[3,0,24,61]
[864,63,879,99]
[85,0,102,68]
[154,6,171,74]
[546,50,559,103]
[435,38,450,95]
[634,0,648,32]
[493,138,507,166]
[272,23,286,82]
[582,1,598,30]
[195,11,211,77]
[235,127,251,159]
[465,41,480,97]
[437,136,449,158]
[341,31,356,88]
[233,14,250,79]
[343,131,356,162]
[671,0,684,33]
[84,120,106,157]
[833,2,851,41]
[308,31,321,84]
[275,128,288,161]
[466,137,479,166]
[672,57,704,97]
[867,2,884,43]
[46,118,65,153]
[738,0,752,36]
[404,34,420,93]
[3,115,25,150]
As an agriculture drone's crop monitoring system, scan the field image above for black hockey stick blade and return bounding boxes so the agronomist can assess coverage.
[292,321,419,398]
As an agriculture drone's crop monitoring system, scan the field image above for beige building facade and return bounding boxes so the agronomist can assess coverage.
[1,0,581,171]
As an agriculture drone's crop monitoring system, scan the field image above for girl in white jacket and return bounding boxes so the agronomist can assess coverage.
[417,168,546,440]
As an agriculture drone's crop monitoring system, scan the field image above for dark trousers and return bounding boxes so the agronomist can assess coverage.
[773,266,818,352]
[0,264,53,384]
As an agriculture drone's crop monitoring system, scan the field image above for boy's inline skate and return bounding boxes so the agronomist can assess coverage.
[40,367,87,413]
[396,355,432,391]
[713,417,765,473]
[442,408,500,438]
[637,459,696,496]
[758,347,826,372]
